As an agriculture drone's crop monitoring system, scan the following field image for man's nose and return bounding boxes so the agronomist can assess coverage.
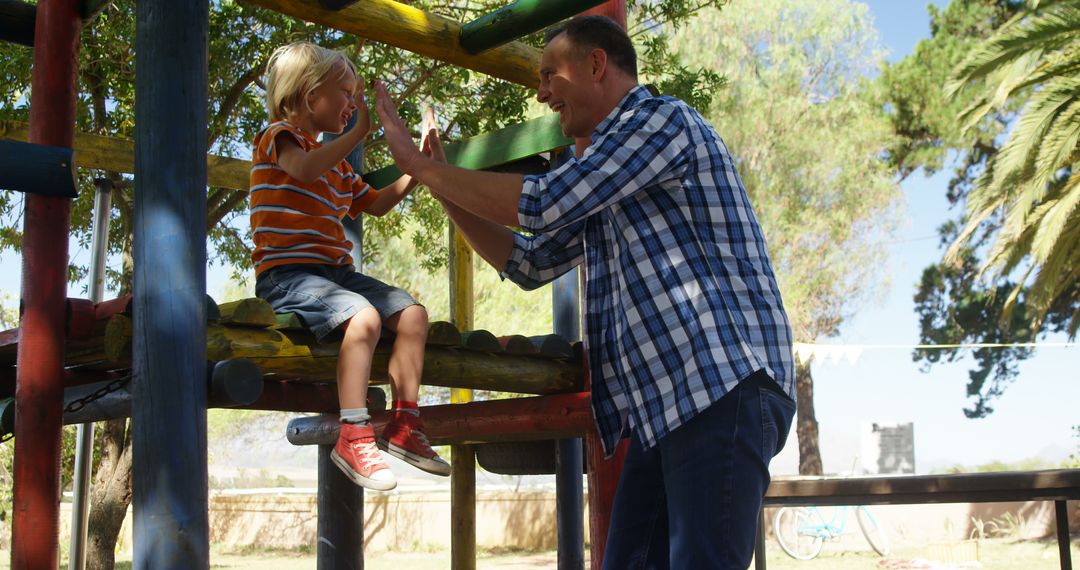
[536,87,549,103]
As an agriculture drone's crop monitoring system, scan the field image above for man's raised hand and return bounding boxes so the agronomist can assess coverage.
[420,108,447,165]
[374,80,424,175]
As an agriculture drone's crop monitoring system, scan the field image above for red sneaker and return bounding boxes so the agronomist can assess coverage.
[378,412,451,476]
[331,422,397,491]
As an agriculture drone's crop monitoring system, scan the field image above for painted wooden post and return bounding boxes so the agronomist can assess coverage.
[317,445,365,570]
[317,112,366,570]
[131,0,210,566]
[553,267,584,570]
[449,221,476,570]
[577,5,628,568]
[11,0,80,567]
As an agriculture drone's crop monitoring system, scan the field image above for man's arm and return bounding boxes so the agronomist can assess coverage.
[437,195,515,270]
[375,80,523,226]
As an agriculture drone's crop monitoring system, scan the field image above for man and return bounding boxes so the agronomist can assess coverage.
[376,15,796,569]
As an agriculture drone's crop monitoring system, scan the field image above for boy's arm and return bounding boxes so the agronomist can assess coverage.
[362,174,418,217]
[275,125,367,184]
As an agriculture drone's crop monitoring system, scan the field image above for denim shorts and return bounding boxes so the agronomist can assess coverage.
[255,263,419,342]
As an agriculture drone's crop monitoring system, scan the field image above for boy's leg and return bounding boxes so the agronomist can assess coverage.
[601,434,670,570]
[337,307,382,409]
[378,304,451,476]
[255,265,396,490]
[333,308,397,490]
[660,372,795,568]
[382,304,427,403]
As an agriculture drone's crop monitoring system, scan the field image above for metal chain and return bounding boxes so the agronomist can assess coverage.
[65,374,132,414]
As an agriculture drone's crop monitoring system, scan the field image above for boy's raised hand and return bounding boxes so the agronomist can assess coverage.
[374,80,424,174]
[351,79,371,139]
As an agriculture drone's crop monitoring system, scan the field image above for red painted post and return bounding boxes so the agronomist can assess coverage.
[12,0,81,568]
[581,1,626,29]
[576,4,628,568]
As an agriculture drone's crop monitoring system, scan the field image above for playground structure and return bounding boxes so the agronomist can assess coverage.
[3,1,1079,569]
[0,0,631,568]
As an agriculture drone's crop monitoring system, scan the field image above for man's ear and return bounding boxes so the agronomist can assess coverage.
[590,48,608,82]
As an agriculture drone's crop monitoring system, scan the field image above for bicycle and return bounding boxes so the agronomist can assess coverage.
[773,504,891,560]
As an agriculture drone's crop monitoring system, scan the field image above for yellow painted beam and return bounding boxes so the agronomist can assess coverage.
[241,0,541,89]
[0,121,251,191]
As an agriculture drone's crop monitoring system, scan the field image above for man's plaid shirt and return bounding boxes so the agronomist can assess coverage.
[502,85,795,456]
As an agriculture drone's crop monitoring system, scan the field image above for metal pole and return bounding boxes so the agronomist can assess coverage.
[12,0,80,567]
[68,178,112,570]
[132,0,210,565]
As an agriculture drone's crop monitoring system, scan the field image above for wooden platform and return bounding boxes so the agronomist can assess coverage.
[0,295,585,401]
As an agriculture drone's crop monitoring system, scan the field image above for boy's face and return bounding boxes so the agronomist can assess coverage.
[307,68,358,135]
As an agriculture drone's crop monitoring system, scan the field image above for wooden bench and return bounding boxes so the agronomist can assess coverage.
[756,469,1080,569]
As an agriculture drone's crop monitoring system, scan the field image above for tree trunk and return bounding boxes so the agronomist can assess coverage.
[86,418,132,570]
[795,360,824,475]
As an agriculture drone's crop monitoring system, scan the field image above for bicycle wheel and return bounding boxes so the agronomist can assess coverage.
[773,507,824,560]
[856,505,891,556]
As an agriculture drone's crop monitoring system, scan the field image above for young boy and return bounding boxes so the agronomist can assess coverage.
[250,42,450,491]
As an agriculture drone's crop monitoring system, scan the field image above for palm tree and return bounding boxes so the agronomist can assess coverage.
[944,0,1080,336]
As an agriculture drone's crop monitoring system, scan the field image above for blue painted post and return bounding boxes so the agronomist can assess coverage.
[131,0,209,567]
[317,113,365,568]
[552,149,584,570]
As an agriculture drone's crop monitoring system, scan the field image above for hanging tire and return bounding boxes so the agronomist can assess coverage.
[773,507,824,560]
[856,505,891,556]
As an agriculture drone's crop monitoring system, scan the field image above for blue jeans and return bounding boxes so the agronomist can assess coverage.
[602,371,796,569]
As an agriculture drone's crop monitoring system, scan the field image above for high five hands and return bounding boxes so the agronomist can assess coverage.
[374,80,428,176]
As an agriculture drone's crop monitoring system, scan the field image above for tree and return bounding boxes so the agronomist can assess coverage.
[880,0,1075,418]
[671,0,902,474]
[0,0,727,560]
[944,0,1080,336]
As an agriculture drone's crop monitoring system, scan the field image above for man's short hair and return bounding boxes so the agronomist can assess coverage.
[544,16,637,80]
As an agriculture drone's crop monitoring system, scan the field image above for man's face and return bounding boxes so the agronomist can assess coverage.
[537,34,602,138]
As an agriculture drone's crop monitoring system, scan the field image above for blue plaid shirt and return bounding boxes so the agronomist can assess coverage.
[502,86,795,455]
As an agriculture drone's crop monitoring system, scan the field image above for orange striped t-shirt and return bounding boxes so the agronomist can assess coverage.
[249,121,377,277]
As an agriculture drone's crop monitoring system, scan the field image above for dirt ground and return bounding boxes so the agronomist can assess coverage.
[1,538,1075,569]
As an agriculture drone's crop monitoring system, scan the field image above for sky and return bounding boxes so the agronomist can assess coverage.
[0,1,1076,477]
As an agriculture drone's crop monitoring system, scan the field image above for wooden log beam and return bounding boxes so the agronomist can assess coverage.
[285,392,592,446]
[0,360,264,433]
[0,0,35,46]
[218,297,276,328]
[459,0,606,54]
[0,139,78,197]
[97,317,582,394]
[0,120,251,191]
[240,0,541,88]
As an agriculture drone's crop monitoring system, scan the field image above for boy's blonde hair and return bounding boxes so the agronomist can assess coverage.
[265,42,356,123]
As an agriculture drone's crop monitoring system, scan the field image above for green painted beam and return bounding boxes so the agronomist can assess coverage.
[459,0,607,54]
[364,113,570,188]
